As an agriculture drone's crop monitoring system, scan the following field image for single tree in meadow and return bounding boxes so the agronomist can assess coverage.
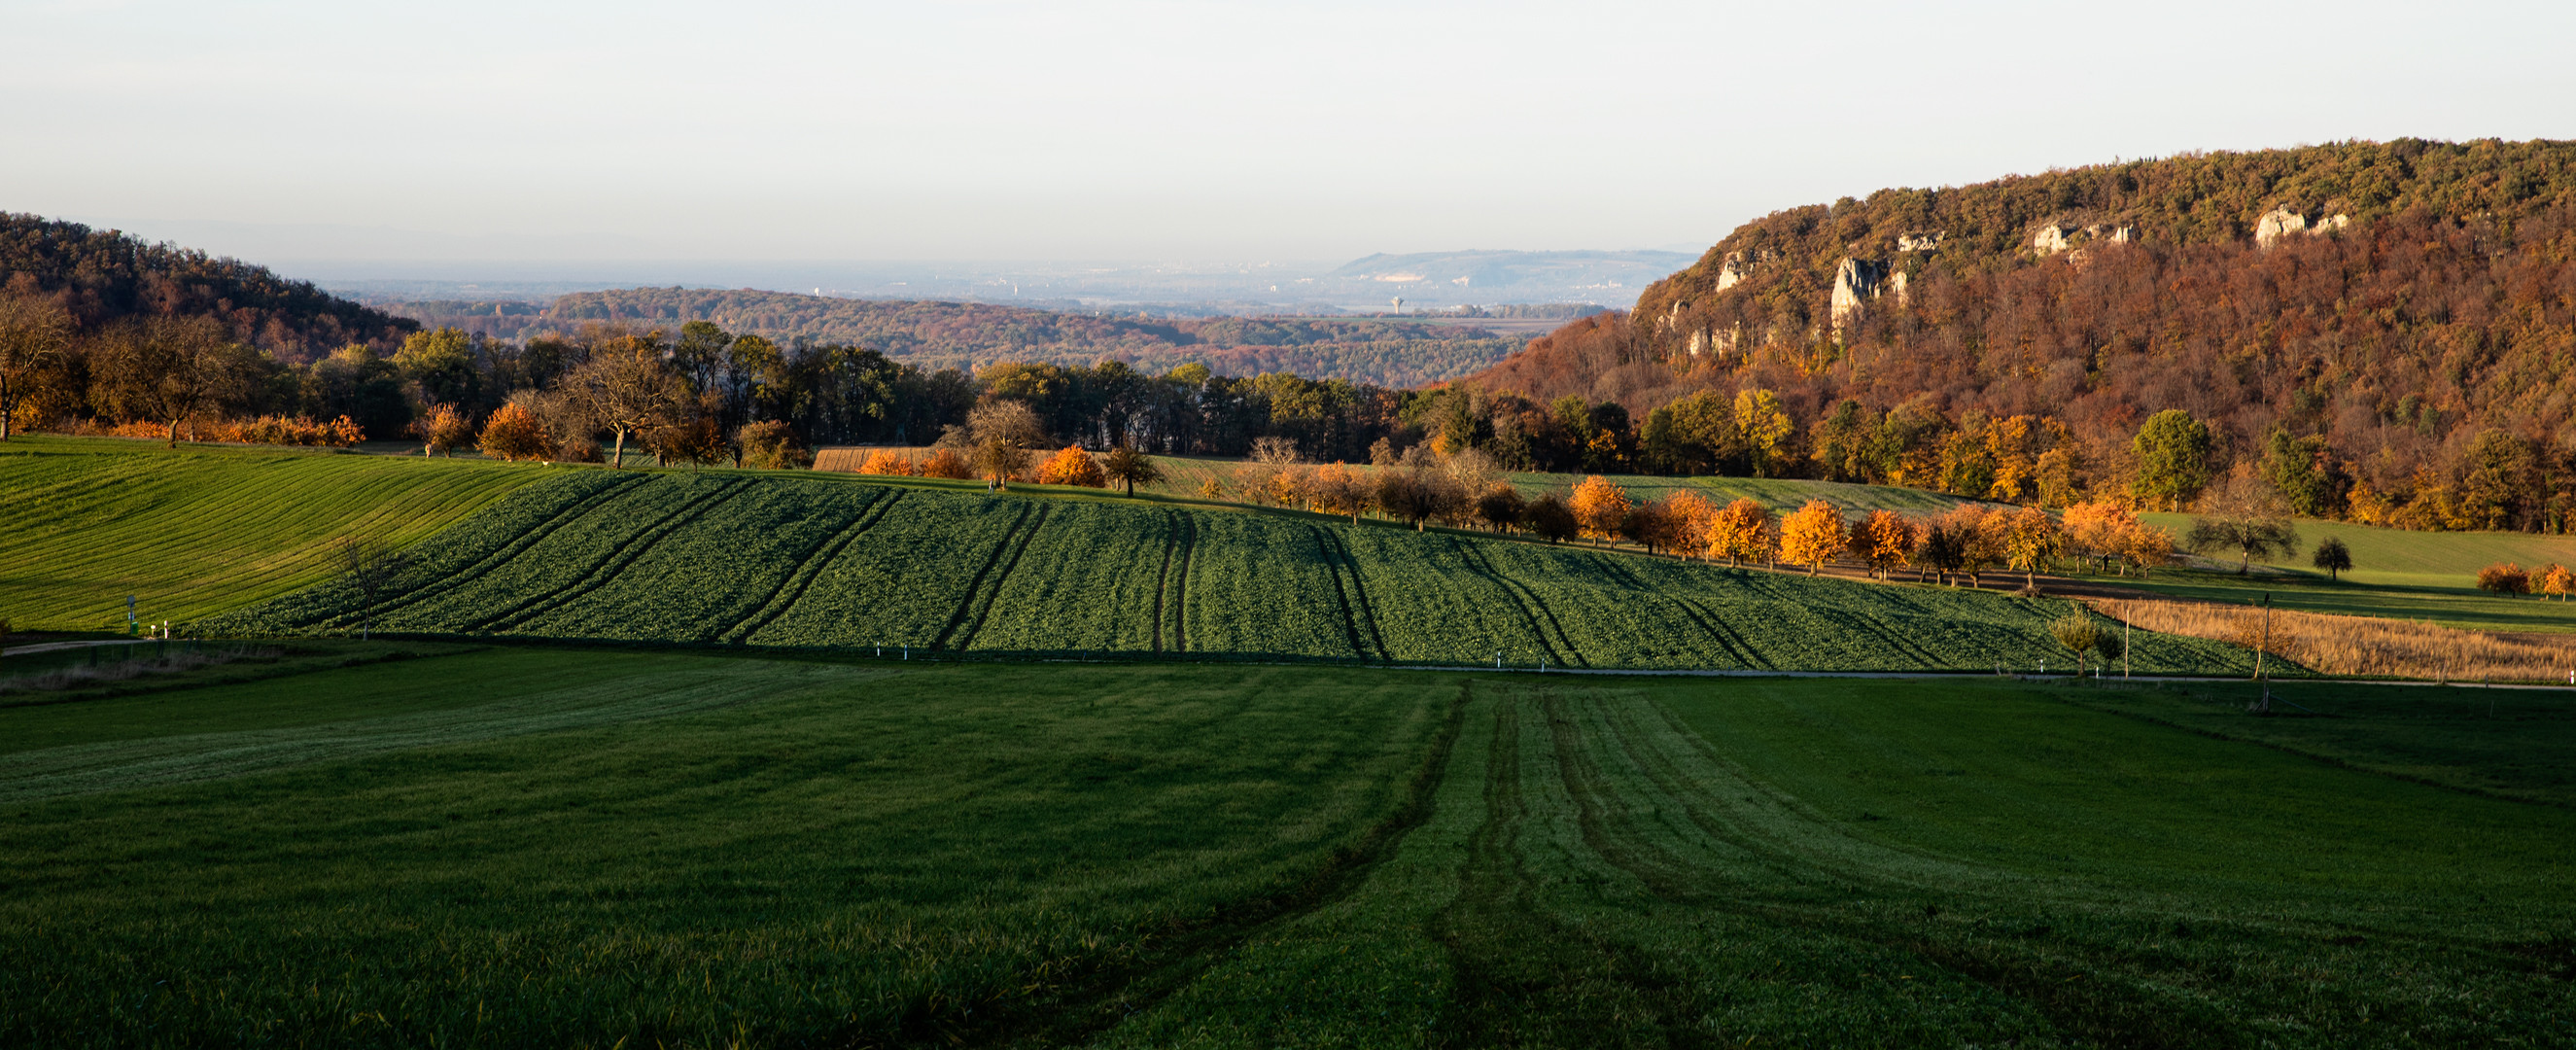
[1100,444,1163,497]
[1525,493,1580,543]
[2311,537,2353,581]
[337,537,408,642]
[1778,500,1848,575]
[1705,498,1777,568]
[2184,472,2300,575]
[1660,491,1717,558]
[1375,468,1440,530]
[0,291,73,441]
[2049,612,2102,677]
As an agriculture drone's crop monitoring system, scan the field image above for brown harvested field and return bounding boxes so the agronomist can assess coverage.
[2091,596,2576,682]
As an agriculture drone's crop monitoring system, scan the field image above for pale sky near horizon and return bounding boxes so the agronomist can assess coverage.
[7,0,2571,267]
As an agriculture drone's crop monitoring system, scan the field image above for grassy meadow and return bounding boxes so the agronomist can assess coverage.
[4,648,2571,1046]
[0,436,542,631]
[2125,512,2576,634]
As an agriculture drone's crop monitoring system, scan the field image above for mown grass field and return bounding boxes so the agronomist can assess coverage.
[202,468,2262,674]
[0,436,543,631]
[2126,511,2576,633]
[3,648,2569,1047]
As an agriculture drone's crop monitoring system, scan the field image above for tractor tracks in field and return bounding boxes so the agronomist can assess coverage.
[322,472,650,630]
[717,490,906,645]
[1155,511,1198,655]
[930,502,1050,653]
[1584,553,1769,672]
[941,679,1475,1050]
[470,478,751,634]
[1457,540,1583,668]
[1310,525,1387,662]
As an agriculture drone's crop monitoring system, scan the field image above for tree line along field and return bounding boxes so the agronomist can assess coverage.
[196,463,2262,674]
[3,649,2570,1046]
[0,437,544,630]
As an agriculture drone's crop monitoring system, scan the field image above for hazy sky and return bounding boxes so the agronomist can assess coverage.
[8,0,2571,266]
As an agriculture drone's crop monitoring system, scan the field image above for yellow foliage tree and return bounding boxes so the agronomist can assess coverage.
[1036,445,1107,487]
[1705,498,1777,567]
[2540,563,2575,601]
[1778,499,1848,575]
[2000,506,2064,588]
[1570,475,1631,539]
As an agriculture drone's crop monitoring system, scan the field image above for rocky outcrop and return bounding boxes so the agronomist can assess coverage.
[2256,208,2352,247]
[1897,232,1944,252]
[1830,257,1891,340]
[2255,208,2309,247]
[2031,223,2075,255]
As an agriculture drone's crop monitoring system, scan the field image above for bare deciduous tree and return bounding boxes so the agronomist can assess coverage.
[338,538,409,641]
[558,337,689,468]
[0,292,73,440]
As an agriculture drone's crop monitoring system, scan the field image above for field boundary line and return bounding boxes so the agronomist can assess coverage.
[1456,540,1581,668]
[928,502,1041,652]
[471,477,750,633]
[721,489,905,645]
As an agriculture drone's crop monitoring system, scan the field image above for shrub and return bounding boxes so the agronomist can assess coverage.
[476,402,555,462]
[2477,562,2531,595]
[920,447,973,479]
[738,421,812,470]
[1524,493,1579,543]
[1035,445,1106,487]
[415,404,475,456]
[858,448,916,475]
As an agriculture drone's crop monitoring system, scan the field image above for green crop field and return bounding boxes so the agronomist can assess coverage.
[4,648,2570,1046]
[0,436,543,631]
[200,468,2262,674]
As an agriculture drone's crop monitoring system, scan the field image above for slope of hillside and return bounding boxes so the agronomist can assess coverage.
[199,467,2259,673]
[533,290,1522,384]
[0,438,543,630]
[1464,140,2576,523]
[0,214,417,359]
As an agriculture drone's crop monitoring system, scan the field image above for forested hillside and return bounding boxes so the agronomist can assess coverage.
[538,289,1522,386]
[1456,139,2576,532]
[0,214,415,359]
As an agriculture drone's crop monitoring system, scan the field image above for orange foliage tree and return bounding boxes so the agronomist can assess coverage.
[920,447,974,479]
[1036,445,1106,487]
[1778,500,1848,575]
[1852,509,1916,579]
[1660,491,1717,557]
[1705,498,1777,567]
[1569,475,1630,539]
[475,402,553,462]
[1309,462,1369,523]
[2540,563,2575,601]
[859,448,917,475]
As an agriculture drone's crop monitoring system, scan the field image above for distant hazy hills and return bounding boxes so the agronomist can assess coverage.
[525,289,1530,387]
[1321,249,1695,302]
